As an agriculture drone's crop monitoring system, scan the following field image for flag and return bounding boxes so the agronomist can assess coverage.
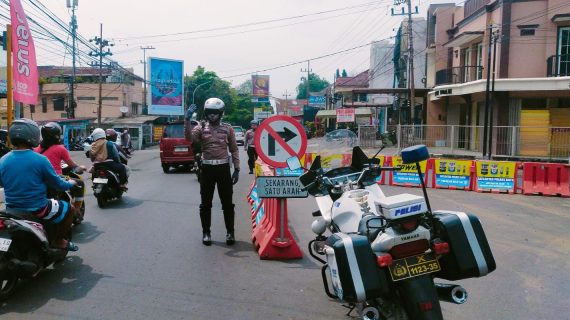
[11,0,39,105]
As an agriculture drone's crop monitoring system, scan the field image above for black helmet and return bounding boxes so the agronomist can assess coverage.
[105,129,118,142]
[41,122,62,143]
[9,118,41,148]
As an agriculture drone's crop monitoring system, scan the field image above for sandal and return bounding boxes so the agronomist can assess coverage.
[52,241,79,252]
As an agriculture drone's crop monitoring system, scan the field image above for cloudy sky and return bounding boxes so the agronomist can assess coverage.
[14,0,448,98]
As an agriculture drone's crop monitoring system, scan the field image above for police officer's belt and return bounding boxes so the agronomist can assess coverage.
[202,158,230,165]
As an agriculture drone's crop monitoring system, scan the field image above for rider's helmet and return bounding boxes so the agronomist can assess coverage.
[105,129,118,142]
[41,122,62,144]
[250,120,259,127]
[204,98,225,123]
[91,128,106,141]
[9,118,41,148]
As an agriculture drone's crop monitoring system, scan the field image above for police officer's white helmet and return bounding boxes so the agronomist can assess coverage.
[204,98,225,115]
[91,128,106,141]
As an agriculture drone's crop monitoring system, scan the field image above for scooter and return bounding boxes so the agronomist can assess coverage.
[293,133,496,320]
[60,163,86,225]
[0,211,72,301]
[92,164,125,208]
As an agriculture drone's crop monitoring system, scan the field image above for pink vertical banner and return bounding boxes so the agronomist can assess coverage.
[11,0,39,105]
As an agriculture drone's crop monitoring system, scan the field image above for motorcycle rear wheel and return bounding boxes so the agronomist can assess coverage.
[97,196,107,208]
[0,274,18,302]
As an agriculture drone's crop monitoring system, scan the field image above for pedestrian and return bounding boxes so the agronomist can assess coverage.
[244,120,258,174]
[191,97,240,246]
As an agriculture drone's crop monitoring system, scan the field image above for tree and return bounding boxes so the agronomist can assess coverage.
[341,69,348,77]
[335,69,340,78]
[296,73,330,99]
[185,66,254,128]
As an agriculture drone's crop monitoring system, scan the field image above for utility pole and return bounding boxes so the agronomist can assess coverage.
[301,60,312,103]
[140,45,155,115]
[392,0,418,124]
[482,24,495,158]
[282,90,290,115]
[67,0,78,119]
[487,30,499,159]
[6,25,13,131]
[89,24,113,125]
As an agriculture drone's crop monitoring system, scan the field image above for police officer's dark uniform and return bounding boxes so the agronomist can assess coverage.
[191,98,240,246]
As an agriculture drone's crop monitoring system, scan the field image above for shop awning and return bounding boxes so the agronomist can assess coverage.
[315,108,372,119]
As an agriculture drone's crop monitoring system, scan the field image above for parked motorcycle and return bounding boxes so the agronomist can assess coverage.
[92,164,125,208]
[292,132,496,320]
[0,211,72,301]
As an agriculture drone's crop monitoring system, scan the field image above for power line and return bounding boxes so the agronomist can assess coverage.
[116,1,385,40]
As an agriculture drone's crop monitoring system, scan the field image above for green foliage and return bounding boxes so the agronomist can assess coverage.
[185,67,254,128]
[341,69,348,77]
[296,73,330,99]
[335,69,340,78]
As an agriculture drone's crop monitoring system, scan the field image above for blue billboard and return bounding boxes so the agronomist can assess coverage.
[148,57,184,115]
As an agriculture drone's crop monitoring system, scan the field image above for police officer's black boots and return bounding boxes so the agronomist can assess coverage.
[202,233,212,246]
[226,233,235,245]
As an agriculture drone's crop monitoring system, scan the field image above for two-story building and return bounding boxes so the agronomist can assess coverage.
[426,0,570,158]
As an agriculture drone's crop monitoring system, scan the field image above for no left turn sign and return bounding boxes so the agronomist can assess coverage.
[254,115,307,168]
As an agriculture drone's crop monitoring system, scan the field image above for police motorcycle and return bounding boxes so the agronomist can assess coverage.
[291,131,496,320]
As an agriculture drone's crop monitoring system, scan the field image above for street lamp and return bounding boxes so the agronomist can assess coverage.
[192,80,213,105]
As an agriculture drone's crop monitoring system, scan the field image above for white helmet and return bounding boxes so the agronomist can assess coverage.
[91,128,106,141]
[204,98,225,114]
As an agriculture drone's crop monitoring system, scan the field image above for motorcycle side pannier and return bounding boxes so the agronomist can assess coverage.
[433,211,496,280]
[325,233,390,302]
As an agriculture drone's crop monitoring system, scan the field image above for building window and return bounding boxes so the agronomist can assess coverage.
[101,96,119,101]
[557,27,570,76]
[77,96,96,100]
[520,29,535,36]
[42,97,47,113]
[131,103,138,115]
[53,97,65,111]
[476,42,483,80]
[29,105,35,113]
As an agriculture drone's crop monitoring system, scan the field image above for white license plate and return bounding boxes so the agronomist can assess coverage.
[175,147,188,152]
[0,238,12,252]
[93,178,108,184]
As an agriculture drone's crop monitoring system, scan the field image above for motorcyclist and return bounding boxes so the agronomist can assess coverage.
[105,129,130,165]
[34,122,86,214]
[191,97,240,246]
[89,128,128,188]
[0,119,78,251]
[244,120,258,174]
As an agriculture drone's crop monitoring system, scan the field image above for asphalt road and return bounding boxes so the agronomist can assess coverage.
[1,149,569,319]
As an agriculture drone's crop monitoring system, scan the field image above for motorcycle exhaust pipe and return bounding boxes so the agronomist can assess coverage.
[435,283,468,304]
[8,258,39,276]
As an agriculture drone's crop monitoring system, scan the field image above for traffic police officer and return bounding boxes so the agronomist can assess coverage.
[244,120,258,174]
[191,98,240,246]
